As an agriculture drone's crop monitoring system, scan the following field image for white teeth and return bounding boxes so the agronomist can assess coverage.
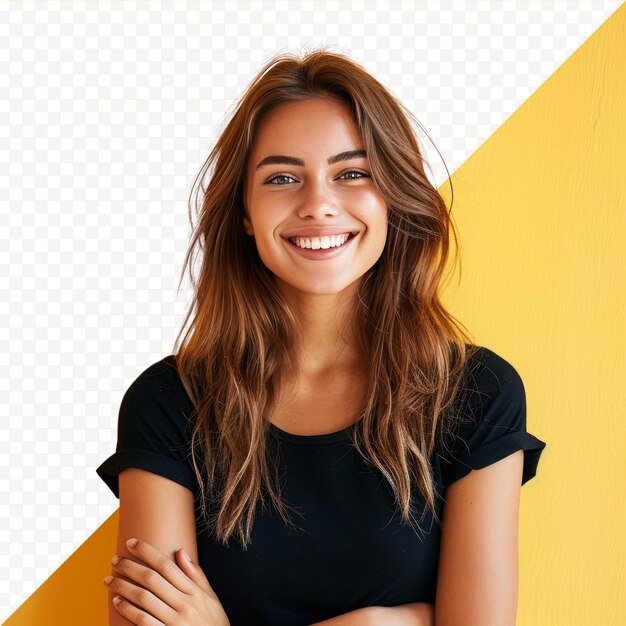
[290,233,351,250]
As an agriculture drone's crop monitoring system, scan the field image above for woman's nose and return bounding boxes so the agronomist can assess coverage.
[296,180,340,218]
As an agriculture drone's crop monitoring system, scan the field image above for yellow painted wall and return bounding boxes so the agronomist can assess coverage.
[5,4,625,624]
[438,5,626,625]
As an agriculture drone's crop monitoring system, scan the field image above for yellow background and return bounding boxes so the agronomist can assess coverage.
[5,4,625,624]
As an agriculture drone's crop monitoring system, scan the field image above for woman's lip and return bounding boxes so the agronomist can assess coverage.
[282,232,357,260]
[282,231,357,239]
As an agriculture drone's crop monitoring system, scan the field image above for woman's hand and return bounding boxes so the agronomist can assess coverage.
[103,537,230,626]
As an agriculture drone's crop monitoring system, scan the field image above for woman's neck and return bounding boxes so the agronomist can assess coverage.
[280,284,364,375]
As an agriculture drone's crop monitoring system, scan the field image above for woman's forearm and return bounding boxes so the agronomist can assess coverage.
[309,602,435,626]
[380,602,435,625]
[309,605,378,625]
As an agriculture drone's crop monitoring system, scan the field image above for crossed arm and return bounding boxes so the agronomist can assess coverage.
[106,470,202,626]
[309,601,434,625]
[109,450,523,625]
[310,450,524,626]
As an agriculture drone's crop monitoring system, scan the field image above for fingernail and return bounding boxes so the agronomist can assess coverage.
[103,576,113,585]
[111,555,120,565]
[181,549,191,564]
[112,595,122,605]
[126,538,138,548]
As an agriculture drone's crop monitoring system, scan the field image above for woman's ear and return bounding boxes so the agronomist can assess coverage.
[243,215,254,236]
[242,192,254,235]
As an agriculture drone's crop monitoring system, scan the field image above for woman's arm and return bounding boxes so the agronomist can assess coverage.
[435,450,524,626]
[308,606,377,625]
[377,603,435,625]
[310,603,434,625]
[106,468,200,626]
[313,451,524,626]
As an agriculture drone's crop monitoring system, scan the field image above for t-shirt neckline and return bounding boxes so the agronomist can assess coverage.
[269,421,353,444]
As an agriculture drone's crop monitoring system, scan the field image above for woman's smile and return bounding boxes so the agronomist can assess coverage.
[281,231,358,261]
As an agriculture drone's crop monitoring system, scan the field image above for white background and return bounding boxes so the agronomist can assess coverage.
[1,0,622,619]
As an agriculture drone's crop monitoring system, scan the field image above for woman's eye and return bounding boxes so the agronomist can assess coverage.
[266,174,296,185]
[340,170,368,180]
[264,170,369,185]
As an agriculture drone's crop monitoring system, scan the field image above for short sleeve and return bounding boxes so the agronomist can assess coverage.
[437,347,547,488]
[96,356,197,498]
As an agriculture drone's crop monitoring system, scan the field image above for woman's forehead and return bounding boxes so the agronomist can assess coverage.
[248,101,362,162]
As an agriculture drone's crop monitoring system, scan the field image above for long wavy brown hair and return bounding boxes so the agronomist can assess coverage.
[171,45,479,549]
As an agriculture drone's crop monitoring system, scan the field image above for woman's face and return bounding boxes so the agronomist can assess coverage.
[243,96,388,297]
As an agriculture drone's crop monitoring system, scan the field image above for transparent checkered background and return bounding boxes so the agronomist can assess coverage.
[1,0,621,618]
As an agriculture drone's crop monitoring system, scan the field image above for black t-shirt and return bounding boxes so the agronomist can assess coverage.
[97,346,546,625]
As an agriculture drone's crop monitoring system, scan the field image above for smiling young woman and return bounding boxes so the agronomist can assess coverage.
[97,47,546,626]
[242,96,389,313]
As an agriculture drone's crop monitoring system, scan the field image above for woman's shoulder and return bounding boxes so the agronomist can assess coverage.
[446,343,528,433]
[437,344,546,487]
[97,355,197,498]
[462,344,524,395]
[122,354,190,407]
[117,354,195,442]
[125,354,182,391]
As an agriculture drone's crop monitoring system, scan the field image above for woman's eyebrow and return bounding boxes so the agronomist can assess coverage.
[255,149,367,170]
